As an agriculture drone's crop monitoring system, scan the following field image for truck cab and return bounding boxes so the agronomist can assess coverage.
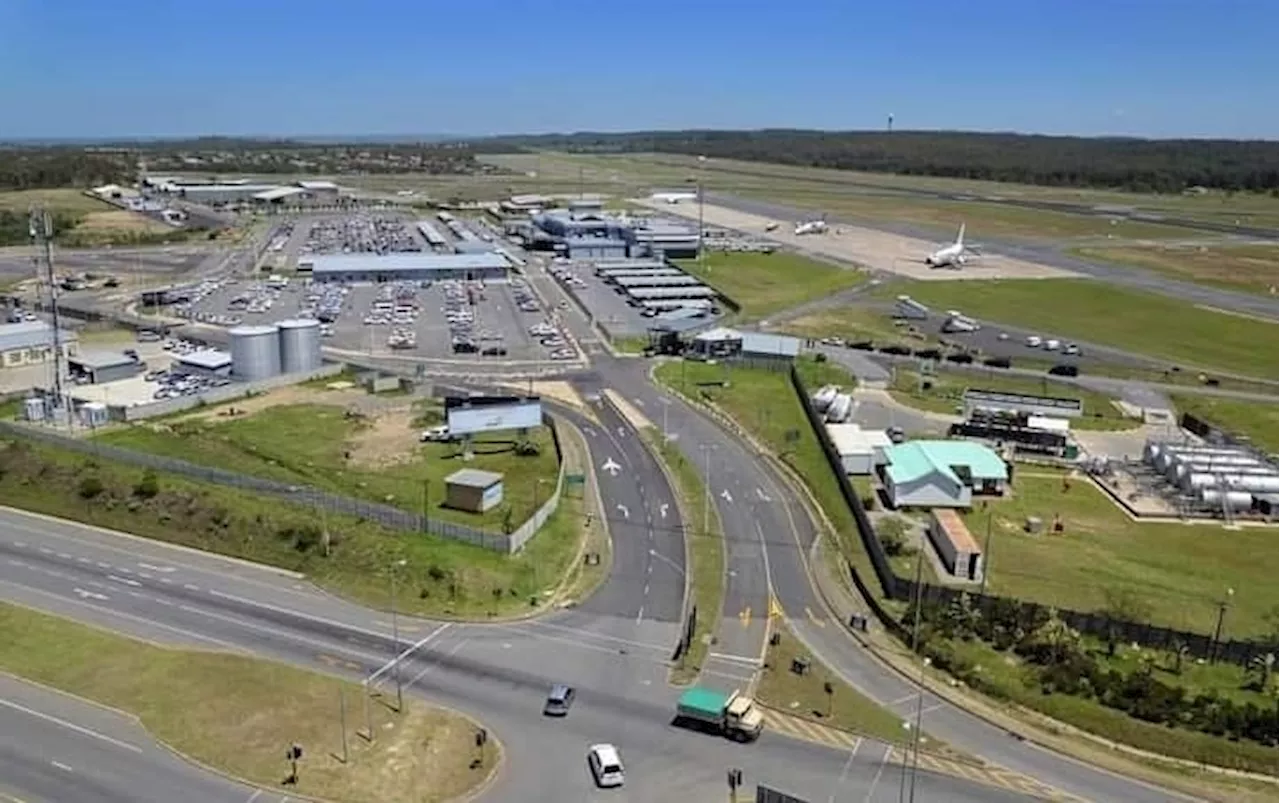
[675,687,764,742]
[724,692,765,740]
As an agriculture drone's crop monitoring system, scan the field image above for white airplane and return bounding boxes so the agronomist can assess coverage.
[925,223,981,267]
[794,219,827,236]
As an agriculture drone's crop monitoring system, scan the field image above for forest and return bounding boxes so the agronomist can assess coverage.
[0,148,133,191]
[486,130,1279,194]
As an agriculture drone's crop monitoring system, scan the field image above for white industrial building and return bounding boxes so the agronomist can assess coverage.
[0,321,79,369]
[173,349,233,378]
[826,424,892,475]
[303,253,510,283]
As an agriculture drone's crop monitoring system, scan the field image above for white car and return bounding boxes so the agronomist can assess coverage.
[1063,343,1081,356]
[587,743,625,788]
[1025,335,1042,348]
[419,425,451,443]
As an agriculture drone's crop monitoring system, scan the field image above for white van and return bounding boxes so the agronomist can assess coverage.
[1043,339,1061,351]
[1025,335,1042,348]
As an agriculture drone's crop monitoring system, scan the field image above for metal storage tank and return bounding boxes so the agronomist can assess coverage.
[1173,463,1273,484]
[1166,456,1263,482]
[1155,446,1241,473]
[1223,475,1280,494]
[229,324,281,381]
[1196,489,1255,513]
[1142,441,1162,466]
[277,318,322,374]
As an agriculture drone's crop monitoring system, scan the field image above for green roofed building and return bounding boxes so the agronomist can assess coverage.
[881,440,1009,509]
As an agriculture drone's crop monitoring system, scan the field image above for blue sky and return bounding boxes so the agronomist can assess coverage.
[2,0,1276,140]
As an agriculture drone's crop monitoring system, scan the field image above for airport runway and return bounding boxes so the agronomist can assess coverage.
[706,191,1279,320]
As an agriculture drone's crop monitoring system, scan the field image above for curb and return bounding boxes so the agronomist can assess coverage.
[546,416,615,609]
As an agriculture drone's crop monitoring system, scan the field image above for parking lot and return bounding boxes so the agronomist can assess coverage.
[543,258,722,337]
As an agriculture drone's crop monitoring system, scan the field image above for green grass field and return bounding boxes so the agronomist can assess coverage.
[96,403,560,530]
[0,602,498,803]
[644,429,725,685]
[887,369,1138,431]
[962,474,1277,637]
[1169,394,1279,454]
[874,279,1278,379]
[675,251,865,320]
[1069,243,1279,297]
[0,435,583,620]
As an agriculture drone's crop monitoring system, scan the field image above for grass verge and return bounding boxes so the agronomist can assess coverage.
[644,428,725,686]
[1069,243,1279,297]
[887,369,1137,430]
[0,601,499,803]
[1169,393,1279,455]
[757,620,913,747]
[96,402,560,530]
[963,474,1277,636]
[0,436,581,621]
[873,279,1278,380]
[676,251,865,320]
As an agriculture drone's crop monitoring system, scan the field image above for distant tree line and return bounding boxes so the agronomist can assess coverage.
[485,130,1279,194]
[0,148,132,191]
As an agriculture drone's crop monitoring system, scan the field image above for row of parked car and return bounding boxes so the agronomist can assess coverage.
[301,215,421,255]
[145,368,230,400]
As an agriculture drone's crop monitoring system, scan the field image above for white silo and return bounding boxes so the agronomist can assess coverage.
[277,318,322,374]
[229,324,282,381]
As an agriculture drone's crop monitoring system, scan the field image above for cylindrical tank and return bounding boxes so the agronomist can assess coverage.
[1156,446,1241,473]
[277,318,322,374]
[1223,474,1280,494]
[1142,441,1162,466]
[229,324,281,381]
[1167,456,1264,482]
[1173,463,1273,484]
[826,394,852,423]
[1196,489,1255,513]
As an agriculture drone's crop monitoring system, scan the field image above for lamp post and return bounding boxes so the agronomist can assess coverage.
[699,444,715,538]
[1210,587,1235,663]
[390,558,407,710]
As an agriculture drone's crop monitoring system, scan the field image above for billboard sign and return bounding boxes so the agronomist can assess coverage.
[446,396,542,436]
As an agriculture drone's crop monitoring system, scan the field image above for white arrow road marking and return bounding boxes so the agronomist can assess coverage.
[659,503,668,519]
[584,426,596,437]
[633,398,645,407]
[616,426,627,438]
[601,457,621,477]
[721,489,734,503]
[616,504,630,519]
[756,487,772,502]
[73,588,109,601]
[107,575,142,588]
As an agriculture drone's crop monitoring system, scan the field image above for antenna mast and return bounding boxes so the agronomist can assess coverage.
[29,207,67,417]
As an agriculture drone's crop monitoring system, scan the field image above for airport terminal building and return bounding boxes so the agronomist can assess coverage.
[526,208,700,260]
[302,253,511,283]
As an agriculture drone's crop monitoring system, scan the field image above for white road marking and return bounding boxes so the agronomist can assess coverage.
[13,542,25,547]
[658,503,668,519]
[635,607,644,624]
[825,739,862,803]
[243,790,264,803]
[107,575,142,588]
[720,489,733,503]
[96,562,111,569]
[183,584,199,591]
[755,487,772,502]
[52,760,73,772]
[406,640,468,689]
[707,652,760,666]
[76,557,90,564]
[860,746,894,803]
[615,503,629,519]
[600,457,621,477]
[72,588,109,602]
[56,553,71,560]
[368,623,453,684]
[0,698,142,753]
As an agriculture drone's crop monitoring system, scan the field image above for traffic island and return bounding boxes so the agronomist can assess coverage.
[0,601,500,803]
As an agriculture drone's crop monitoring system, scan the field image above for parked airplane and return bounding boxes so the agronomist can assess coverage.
[925,223,981,267]
[795,219,827,235]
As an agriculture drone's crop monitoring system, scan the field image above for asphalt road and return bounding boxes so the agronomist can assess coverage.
[0,508,1028,803]
[707,191,1279,320]
[0,674,259,803]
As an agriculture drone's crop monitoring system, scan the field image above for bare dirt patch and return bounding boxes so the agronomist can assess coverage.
[76,210,171,235]
[637,198,1079,281]
[172,384,365,424]
[345,406,419,469]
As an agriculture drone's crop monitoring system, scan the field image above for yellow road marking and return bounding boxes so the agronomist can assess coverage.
[739,606,752,628]
[768,595,785,619]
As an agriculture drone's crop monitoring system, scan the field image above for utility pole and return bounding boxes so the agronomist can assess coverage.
[338,685,349,763]
[29,207,66,421]
[1210,587,1235,663]
[390,558,407,711]
[899,533,927,803]
[701,444,714,537]
[980,510,993,595]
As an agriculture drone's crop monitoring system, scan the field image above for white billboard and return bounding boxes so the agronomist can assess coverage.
[446,397,543,436]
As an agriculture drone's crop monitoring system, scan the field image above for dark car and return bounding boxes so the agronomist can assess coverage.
[543,684,575,717]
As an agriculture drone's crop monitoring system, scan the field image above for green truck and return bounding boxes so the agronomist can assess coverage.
[675,687,765,742]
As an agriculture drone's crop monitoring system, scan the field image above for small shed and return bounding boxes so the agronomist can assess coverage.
[929,508,984,582]
[174,349,233,378]
[444,469,505,513]
[69,351,142,384]
[826,423,892,475]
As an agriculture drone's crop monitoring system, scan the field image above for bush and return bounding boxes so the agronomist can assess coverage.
[77,476,105,499]
[133,470,160,499]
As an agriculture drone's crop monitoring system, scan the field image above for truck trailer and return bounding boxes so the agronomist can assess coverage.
[674,687,764,742]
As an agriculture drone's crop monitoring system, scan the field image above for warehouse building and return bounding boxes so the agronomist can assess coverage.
[688,327,801,365]
[0,321,78,369]
[68,351,143,385]
[172,349,233,379]
[528,209,699,260]
[826,424,892,475]
[880,440,1009,509]
[962,388,1083,419]
[307,253,510,283]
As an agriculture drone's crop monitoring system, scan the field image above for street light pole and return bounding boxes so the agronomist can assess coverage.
[899,532,927,803]
[980,509,993,596]
[390,558,407,711]
[701,445,714,537]
[1211,587,1235,663]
